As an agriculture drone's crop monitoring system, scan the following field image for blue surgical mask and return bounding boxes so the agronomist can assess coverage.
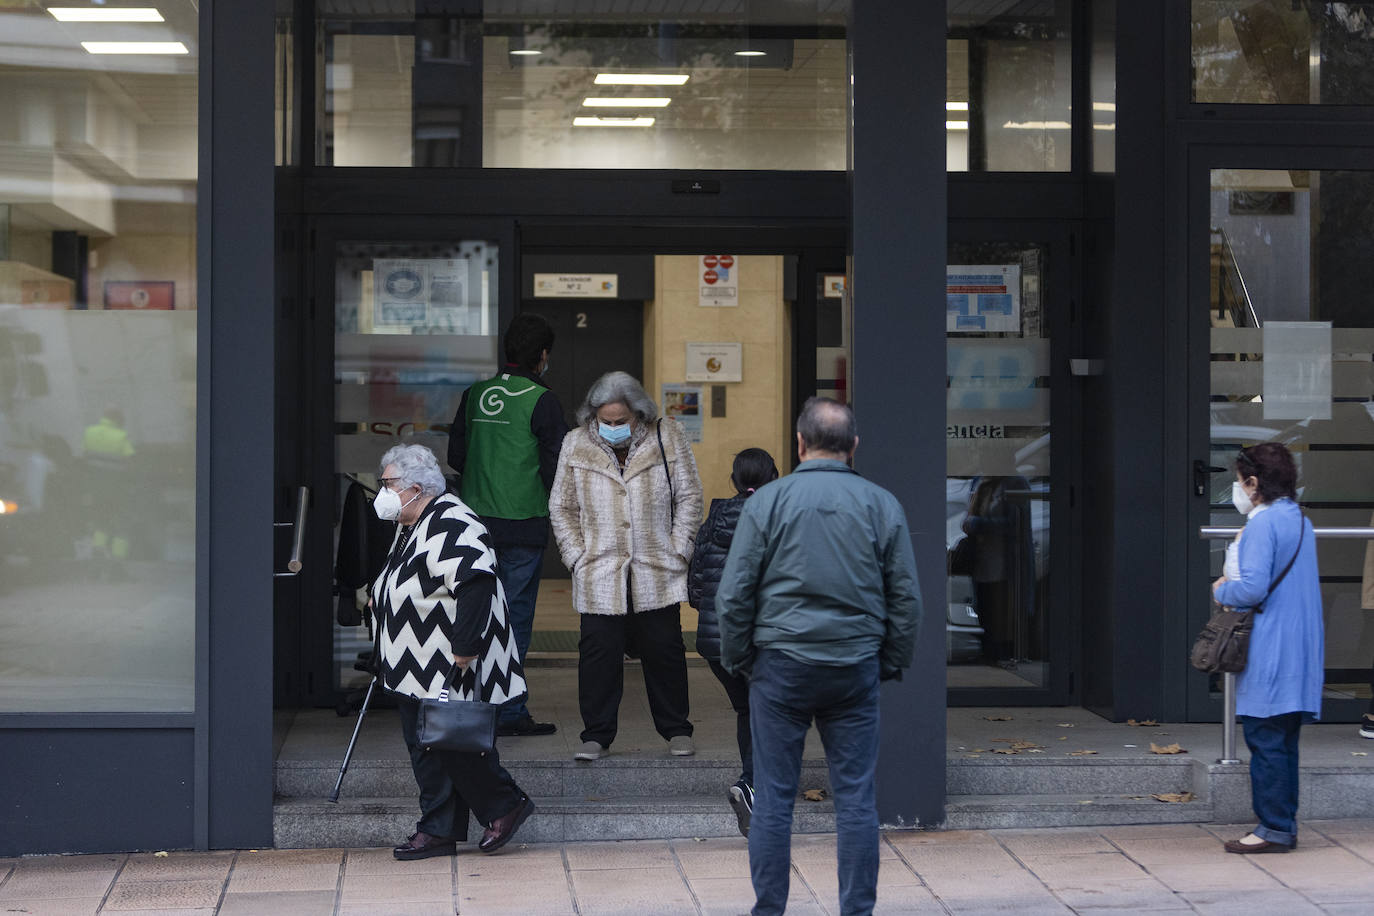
[599,422,632,446]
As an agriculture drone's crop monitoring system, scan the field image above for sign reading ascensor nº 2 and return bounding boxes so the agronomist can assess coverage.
[699,254,739,307]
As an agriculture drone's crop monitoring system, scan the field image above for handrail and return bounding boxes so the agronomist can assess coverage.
[1198,524,1374,764]
[273,486,309,578]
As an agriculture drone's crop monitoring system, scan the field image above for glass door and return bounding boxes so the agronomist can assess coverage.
[1188,159,1374,721]
[278,218,515,707]
[946,223,1080,704]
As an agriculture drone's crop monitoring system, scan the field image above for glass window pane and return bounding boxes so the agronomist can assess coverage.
[948,2,1073,173]
[1193,2,1374,104]
[1206,169,1374,704]
[317,1,849,169]
[0,2,199,712]
[1091,0,1116,173]
[946,243,1051,687]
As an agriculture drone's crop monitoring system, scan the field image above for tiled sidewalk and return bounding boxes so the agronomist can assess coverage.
[5,819,1374,915]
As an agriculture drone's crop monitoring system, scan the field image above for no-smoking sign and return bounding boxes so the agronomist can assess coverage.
[698,254,739,307]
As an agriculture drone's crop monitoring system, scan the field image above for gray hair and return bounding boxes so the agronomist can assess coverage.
[379,444,448,497]
[575,371,658,426]
[797,397,857,454]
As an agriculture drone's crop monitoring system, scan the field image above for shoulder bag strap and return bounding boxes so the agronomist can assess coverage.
[657,418,676,526]
[1257,516,1305,613]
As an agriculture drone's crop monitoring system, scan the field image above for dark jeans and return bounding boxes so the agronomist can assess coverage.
[493,543,544,723]
[396,694,524,840]
[748,649,880,916]
[1241,712,1303,846]
[578,604,693,747]
[707,658,753,785]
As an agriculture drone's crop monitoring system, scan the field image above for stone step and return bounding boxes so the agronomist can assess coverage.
[943,793,1214,830]
[278,757,833,800]
[273,795,836,849]
[946,757,1198,797]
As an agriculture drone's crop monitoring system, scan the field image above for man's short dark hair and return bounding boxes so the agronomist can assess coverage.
[797,397,856,454]
[504,313,555,372]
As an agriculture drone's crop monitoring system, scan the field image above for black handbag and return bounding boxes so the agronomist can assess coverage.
[416,665,498,753]
[947,537,976,576]
[1190,520,1305,675]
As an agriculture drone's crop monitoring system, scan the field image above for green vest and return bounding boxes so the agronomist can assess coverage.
[460,373,549,520]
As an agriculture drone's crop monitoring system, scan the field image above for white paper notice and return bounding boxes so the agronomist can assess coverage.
[699,255,739,307]
[373,258,476,332]
[685,342,743,382]
[1263,321,1332,420]
[947,265,1021,333]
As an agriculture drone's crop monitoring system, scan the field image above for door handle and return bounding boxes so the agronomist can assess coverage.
[274,485,309,577]
[1193,460,1226,498]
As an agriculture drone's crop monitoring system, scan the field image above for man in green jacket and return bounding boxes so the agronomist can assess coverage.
[717,397,922,916]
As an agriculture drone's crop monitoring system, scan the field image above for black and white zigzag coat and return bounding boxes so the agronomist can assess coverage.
[370,493,528,704]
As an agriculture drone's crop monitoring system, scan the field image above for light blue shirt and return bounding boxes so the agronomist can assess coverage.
[1214,499,1324,719]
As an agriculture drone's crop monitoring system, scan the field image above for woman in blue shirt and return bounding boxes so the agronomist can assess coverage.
[1212,443,1323,854]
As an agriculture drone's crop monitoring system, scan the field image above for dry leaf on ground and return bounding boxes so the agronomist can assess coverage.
[1353,751,1368,757]
[803,789,828,802]
[1127,719,1160,727]
[1057,736,1068,741]
[1010,740,1042,751]
[1069,749,1098,756]
[991,748,1019,755]
[1056,723,1075,728]
[1078,800,1095,805]
[1151,792,1196,803]
[1149,742,1186,755]
[983,715,1013,721]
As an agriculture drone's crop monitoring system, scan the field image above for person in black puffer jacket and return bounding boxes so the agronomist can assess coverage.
[688,447,778,837]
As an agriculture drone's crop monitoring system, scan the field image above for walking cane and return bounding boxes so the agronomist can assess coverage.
[329,675,377,803]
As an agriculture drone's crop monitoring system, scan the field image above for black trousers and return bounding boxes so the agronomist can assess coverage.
[579,604,693,747]
[707,658,752,785]
[395,694,524,840]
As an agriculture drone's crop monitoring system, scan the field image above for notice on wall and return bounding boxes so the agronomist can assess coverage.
[685,342,743,382]
[661,384,704,443]
[533,273,618,298]
[1263,321,1332,420]
[373,258,476,331]
[947,264,1021,333]
[699,254,739,307]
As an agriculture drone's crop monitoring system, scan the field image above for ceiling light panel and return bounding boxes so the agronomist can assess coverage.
[573,116,656,127]
[82,41,189,54]
[50,7,165,21]
[582,97,671,108]
[594,74,689,86]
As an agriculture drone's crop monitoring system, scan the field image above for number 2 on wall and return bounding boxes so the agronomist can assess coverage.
[576,312,588,328]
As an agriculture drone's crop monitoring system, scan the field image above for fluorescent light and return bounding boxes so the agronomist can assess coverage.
[49,7,164,21]
[509,49,541,56]
[946,120,969,131]
[573,116,655,127]
[734,50,766,57]
[82,41,188,54]
[946,101,969,111]
[1092,123,1116,131]
[582,97,671,108]
[595,73,689,86]
[1093,101,1116,112]
[1001,120,1072,130]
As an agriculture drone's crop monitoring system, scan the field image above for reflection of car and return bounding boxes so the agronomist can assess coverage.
[946,603,984,662]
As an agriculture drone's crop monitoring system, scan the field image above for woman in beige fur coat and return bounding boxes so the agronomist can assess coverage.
[550,371,704,762]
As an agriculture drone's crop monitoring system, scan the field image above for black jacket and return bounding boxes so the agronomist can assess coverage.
[687,494,748,662]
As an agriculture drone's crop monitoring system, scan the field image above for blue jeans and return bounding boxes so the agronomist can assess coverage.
[494,543,544,723]
[748,649,880,916]
[1241,712,1303,846]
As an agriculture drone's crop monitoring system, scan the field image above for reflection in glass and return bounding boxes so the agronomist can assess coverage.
[0,2,199,712]
[1193,2,1374,104]
[946,243,1051,688]
[331,240,499,690]
[318,3,848,169]
[947,2,1073,172]
[1207,169,1374,704]
[1091,0,1116,173]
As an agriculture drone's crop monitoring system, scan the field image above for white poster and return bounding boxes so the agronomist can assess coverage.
[947,264,1021,333]
[373,258,476,332]
[698,254,739,308]
[685,342,743,382]
[661,384,704,443]
[1263,321,1332,420]
[533,273,618,298]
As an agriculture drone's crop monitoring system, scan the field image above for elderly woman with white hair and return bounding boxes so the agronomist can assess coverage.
[550,371,704,761]
[370,444,535,860]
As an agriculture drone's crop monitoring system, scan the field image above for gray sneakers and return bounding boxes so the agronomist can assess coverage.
[669,735,695,757]
[574,741,605,761]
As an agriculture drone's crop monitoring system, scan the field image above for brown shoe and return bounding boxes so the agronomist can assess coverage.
[393,831,456,860]
[1224,837,1291,854]
[479,796,535,854]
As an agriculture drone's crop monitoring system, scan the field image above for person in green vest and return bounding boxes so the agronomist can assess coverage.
[82,407,136,578]
[448,314,567,736]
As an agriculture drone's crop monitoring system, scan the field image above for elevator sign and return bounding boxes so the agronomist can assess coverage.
[699,254,739,307]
